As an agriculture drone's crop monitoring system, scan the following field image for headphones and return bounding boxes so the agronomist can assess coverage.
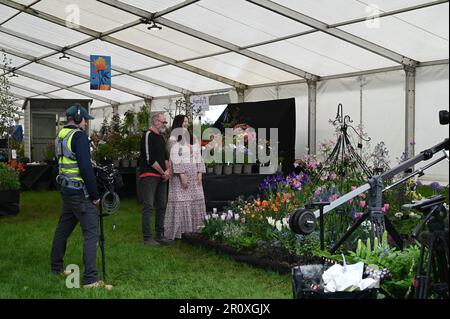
[73,104,82,124]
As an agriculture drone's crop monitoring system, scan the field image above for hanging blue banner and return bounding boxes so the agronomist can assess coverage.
[90,55,111,91]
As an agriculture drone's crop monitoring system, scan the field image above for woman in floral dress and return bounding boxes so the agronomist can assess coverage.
[164,115,206,240]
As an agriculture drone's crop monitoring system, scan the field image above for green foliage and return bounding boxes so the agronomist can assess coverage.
[122,110,137,135]
[0,163,20,191]
[201,217,225,241]
[92,143,116,162]
[137,104,150,132]
[317,232,421,299]
[44,142,56,161]
[0,51,19,137]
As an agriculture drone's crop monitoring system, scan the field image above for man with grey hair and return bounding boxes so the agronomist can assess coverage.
[138,112,171,246]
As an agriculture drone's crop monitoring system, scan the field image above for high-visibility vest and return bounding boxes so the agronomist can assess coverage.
[55,128,85,189]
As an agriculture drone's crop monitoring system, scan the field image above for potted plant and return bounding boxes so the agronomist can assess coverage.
[213,160,223,175]
[223,161,233,175]
[44,142,57,165]
[0,162,21,217]
[243,150,253,175]
[206,161,214,174]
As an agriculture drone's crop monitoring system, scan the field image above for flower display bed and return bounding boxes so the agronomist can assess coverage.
[182,232,323,275]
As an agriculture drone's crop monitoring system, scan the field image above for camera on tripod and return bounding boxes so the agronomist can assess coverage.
[94,163,123,195]
[93,163,123,216]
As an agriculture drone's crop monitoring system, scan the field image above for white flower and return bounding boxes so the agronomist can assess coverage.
[282,218,289,229]
[212,213,219,219]
[234,214,240,221]
[267,217,275,226]
[204,215,210,221]
[220,214,226,221]
[275,220,283,232]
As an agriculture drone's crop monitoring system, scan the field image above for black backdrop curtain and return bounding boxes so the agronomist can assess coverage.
[214,98,296,175]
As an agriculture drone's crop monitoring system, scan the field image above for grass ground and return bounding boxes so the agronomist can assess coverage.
[0,192,291,299]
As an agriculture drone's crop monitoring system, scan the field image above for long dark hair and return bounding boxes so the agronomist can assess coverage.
[171,114,193,144]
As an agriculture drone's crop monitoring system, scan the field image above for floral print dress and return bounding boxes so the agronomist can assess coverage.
[164,137,206,240]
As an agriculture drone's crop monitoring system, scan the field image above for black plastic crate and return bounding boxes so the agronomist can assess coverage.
[292,264,378,299]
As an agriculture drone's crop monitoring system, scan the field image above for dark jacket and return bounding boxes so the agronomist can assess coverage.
[139,129,168,176]
[60,125,99,201]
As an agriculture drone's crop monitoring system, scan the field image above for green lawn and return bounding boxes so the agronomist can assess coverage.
[0,192,291,299]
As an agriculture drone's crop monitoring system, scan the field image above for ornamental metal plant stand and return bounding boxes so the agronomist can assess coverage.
[309,104,373,246]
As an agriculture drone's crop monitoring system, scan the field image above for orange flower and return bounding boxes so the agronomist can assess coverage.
[92,57,108,71]
[262,201,269,208]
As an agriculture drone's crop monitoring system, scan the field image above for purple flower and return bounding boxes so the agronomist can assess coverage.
[314,188,321,197]
[430,182,444,193]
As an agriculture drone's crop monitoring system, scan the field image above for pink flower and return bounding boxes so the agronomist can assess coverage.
[330,173,337,181]
[382,203,390,213]
[354,212,364,219]
[359,201,366,209]
[314,188,321,197]
[351,186,357,191]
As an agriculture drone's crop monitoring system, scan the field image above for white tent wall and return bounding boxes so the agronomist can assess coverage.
[244,84,309,159]
[242,66,448,184]
[360,70,406,167]
[316,77,362,155]
[415,64,449,184]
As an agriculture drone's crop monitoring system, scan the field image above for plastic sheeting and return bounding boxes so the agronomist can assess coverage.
[415,64,449,183]
[166,0,312,47]
[341,3,449,62]
[187,52,301,85]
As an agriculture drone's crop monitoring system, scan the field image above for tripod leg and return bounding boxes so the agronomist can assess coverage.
[415,240,427,299]
[421,235,435,299]
[384,215,403,250]
[99,213,107,281]
[330,212,369,254]
[433,236,449,298]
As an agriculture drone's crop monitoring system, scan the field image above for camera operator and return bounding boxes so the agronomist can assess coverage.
[50,104,112,290]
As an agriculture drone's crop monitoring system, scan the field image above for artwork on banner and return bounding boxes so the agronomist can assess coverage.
[90,55,111,91]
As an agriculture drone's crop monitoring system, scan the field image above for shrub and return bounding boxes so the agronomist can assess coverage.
[0,163,20,191]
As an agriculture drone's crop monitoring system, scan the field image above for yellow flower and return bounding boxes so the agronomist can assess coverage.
[92,57,108,71]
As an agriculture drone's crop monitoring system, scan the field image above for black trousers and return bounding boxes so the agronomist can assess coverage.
[50,194,99,285]
[140,176,168,241]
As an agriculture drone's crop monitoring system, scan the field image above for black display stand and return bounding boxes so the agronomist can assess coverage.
[0,190,20,217]
[202,173,274,211]
[20,164,58,191]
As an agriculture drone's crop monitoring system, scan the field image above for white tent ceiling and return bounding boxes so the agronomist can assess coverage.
[0,0,448,109]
